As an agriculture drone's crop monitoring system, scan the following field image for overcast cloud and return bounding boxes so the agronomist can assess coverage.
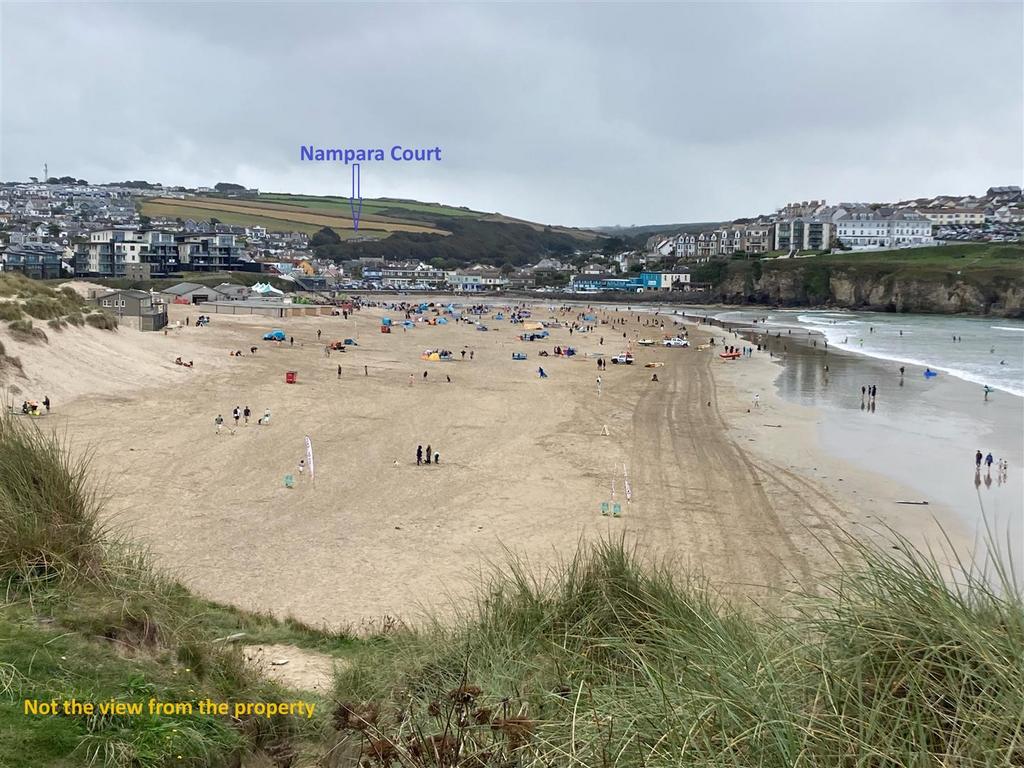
[1,2,1021,227]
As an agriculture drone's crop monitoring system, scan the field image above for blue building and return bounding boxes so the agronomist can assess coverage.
[2,243,65,280]
[572,270,691,293]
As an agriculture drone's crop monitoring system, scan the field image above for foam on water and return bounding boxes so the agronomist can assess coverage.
[711,309,1024,398]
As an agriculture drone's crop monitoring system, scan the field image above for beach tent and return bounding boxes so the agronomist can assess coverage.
[583,314,597,321]
[381,317,392,326]
[436,317,448,324]
[402,320,415,329]
[263,329,286,341]
[523,321,544,331]
[252,282,284,296]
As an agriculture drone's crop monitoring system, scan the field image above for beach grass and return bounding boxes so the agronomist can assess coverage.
[329,537,1023,766]
[1,414,1021,766]
[0,415,329,766]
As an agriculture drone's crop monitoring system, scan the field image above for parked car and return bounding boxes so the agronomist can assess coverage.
[663,337,689,348]
[263,329,286,341]
[611,353,634,365]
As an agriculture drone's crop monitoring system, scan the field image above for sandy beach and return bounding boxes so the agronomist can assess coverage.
[0,298,970,628]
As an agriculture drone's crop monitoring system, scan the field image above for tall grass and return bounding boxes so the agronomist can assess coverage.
[0,415,104,583]
[0,415,309,767]
[331,537,1024,766]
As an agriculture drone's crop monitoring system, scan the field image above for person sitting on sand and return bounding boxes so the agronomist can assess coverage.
[651,373,659,382]
[175,356,183,365]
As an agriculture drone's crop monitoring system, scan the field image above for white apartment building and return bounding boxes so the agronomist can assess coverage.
[833,210,933,248]
[916,208,986,227]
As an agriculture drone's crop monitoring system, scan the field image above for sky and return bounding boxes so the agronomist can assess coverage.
[1,2,1021,228]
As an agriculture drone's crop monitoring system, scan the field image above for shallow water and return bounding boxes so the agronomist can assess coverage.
[707,308,1024,397]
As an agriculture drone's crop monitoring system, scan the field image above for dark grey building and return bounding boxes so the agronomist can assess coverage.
[94,289,168,331]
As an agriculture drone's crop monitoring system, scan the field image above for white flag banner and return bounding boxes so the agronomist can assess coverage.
[305,435,315,481]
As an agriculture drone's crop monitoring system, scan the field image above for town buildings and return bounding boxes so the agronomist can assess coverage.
[832,208,933,249]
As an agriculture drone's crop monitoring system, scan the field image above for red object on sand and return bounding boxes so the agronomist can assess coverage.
[285,370,298,384]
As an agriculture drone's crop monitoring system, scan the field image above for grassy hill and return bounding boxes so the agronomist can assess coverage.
[139,192,602,267]
[140,193,599,244]
[2,415,1022,766]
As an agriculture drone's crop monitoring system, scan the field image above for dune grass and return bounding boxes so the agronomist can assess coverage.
[0,415,331,767]
[1,413,1020,766]
[330,538,1023,766]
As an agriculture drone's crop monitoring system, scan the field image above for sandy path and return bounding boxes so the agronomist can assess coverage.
[5,302,872,627]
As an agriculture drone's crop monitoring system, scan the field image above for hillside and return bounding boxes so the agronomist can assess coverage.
[701,243,1024,316]
[139,192,602,268]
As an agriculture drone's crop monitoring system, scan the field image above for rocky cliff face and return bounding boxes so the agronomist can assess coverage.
[717,267,1024,317]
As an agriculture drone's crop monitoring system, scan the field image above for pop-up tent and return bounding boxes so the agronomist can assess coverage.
[253,282,285,296]
[381,317,392,326]
[436,317,449,324]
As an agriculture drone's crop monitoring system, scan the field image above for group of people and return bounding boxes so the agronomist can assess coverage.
[214,404,272,433]
[19,396,50,416]
[975,450,1008,474]
[416,444,440,465]
[174,357,194,367]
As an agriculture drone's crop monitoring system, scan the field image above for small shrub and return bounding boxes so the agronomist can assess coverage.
[0,303,23,322]
[47,318,66,331]
[8,319,47,344]
[24,298,62,320]
[65,312,84,327]
[85,312,118,331]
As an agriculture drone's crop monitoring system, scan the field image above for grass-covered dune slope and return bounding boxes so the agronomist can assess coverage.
[1,414,1022,766]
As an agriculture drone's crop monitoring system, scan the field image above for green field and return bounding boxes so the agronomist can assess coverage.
[137,200,388,238]
[260,193,483,219]
[785,242,1023,270]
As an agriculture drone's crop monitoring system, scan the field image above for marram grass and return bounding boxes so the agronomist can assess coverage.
[331,537,1023,766]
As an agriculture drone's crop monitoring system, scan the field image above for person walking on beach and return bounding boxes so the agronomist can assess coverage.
[753,393,760,408]
[243,405,251,425]
[317,329,321,341]
[215,414,224,434]
[289,336,294,346]
[975,450,983,468]
[461,350,466,360]
[417,445,423,465]
[984,385,993,401]
[538,366,548,378]
[338,364,342,379]
[425,444,432,465]
[596,376,602,395]
[861,385,866,400]
[233,406,240,426]
[423,370,428,380]
[364,365,368,377]
[985,452,994,470]
[899,366,905,377]
[434,451,440,465]
[43,395,50,413]
[470,350,474,360]
[298,458,305,476]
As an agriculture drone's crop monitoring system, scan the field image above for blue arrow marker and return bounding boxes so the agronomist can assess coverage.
[350,163,363,231]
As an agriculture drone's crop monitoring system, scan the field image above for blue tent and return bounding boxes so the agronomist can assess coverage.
[436,317,449,324]
[381,317,392,326]
[402,320,415,329]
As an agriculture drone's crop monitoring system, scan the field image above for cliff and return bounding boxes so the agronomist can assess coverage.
[710,244,1024,317]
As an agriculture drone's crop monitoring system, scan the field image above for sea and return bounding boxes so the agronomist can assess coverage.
[684,307,1024,573]
[700,308,1024,397]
